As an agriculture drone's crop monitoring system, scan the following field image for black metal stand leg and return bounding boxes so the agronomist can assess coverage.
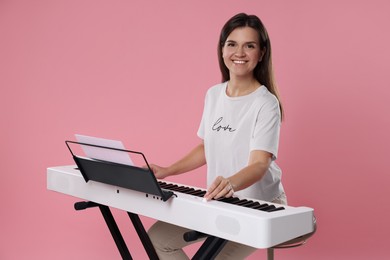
[74,201,159,260]
[127,212,159,260]
[192,236,227,260]
[267,248,274,260]
[75,202,133,259]
[98,205,133,260]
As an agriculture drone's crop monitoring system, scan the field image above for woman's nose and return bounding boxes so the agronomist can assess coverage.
[235,46,245,56]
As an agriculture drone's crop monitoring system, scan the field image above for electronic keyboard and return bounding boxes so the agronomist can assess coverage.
[47,165,315,248]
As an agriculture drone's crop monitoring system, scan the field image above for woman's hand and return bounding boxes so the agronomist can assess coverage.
[148,164,170,179]
[204,176,234,201]
[203,151,272,201]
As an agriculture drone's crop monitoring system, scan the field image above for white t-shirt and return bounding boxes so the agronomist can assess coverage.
[197,82,284,201]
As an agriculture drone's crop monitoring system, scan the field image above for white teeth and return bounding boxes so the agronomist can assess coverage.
[233,60,246,64]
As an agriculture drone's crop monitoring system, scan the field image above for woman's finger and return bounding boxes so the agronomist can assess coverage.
[205,177,233,200]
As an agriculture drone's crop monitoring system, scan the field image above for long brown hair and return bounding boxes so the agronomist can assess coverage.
[217,13,284,120]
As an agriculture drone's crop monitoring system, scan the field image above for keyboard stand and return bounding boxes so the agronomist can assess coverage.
[75,201,159,260]
[74,200,228,260]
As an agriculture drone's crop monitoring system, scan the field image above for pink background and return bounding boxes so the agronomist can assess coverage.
[1,1,389,259]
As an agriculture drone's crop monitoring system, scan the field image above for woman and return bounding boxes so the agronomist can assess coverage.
[148,13,286,259]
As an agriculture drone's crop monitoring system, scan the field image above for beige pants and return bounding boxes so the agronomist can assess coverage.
[148,193,287,260]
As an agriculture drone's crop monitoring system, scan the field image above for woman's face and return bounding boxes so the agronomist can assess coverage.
[222,26,263,79]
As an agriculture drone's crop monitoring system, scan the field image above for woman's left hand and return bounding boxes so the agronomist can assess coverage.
[204,176,234,201]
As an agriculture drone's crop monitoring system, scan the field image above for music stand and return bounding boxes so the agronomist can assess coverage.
[65,140,174,201]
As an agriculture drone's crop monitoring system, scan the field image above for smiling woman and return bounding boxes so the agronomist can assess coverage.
[217,13,283,117]
[147,13,287,259]
[222,27,263,87]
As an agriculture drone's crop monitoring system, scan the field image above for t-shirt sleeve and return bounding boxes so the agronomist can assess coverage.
[250,97,281,160]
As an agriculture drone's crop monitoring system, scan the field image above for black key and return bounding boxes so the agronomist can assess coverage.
[217,197,241,204]
[158,182,170,188]
[246,201,261,208]
[175,186,193,193]
[253,203,270,210]
[167,185,182,191]
[182,188,196,194]
[188,190,206,197]
[160,183,177,189]
[267,206,285,212]
[241,201,259,208]
[235,199,249,205]
[237,200,257,206]
[262,205,276,212]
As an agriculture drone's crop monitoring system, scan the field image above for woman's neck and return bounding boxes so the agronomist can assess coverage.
[226,77,260,97]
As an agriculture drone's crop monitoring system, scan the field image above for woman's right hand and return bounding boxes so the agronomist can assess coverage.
[148,164,170,179]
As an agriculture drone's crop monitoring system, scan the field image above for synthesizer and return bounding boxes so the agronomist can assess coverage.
[47,165,315,248]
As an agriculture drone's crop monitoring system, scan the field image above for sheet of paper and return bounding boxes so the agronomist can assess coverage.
[75,134,134,166]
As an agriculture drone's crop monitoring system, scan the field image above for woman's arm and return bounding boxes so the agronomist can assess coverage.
[204,150,272,200]
[149,142,206,179]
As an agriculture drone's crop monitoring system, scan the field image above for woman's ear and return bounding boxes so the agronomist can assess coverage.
[259,47,266,62]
